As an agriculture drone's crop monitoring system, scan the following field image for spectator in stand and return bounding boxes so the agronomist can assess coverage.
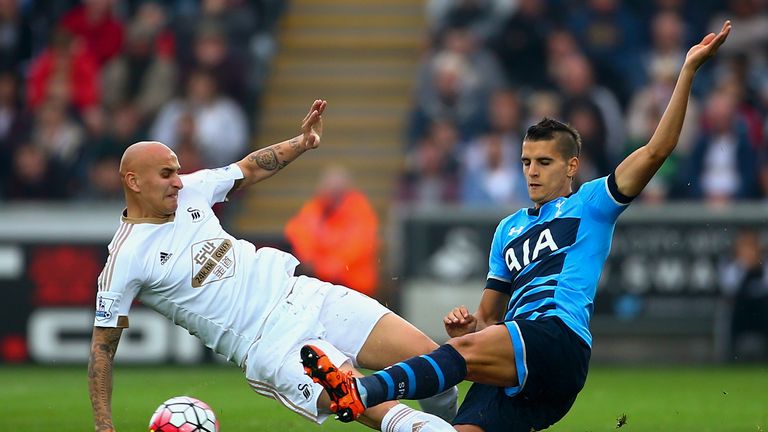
[187,23,248,108]
[638,0,715,45]
[489,0,553,89]
[174,0,259,62]
[563,99,609,185]
[460,88,528,207]
[0,0,33,72]
[643,11,688,89]
[551,53,624,168]
[4,143,66,200]
[26,27,100,114]
[59,0,124,67]
[719,230,768,361]
[400,120,460,206]
[285,165,380,298]
[426,0,512,42]
[708,0,768,66]
[409,49,489,143]
[525,91,562,128]
[461,132,528,207]
[150,68,248,168]
[682,89,759,204]
[101,2,177,122]
[0,71,28,165]
[107,102,144,154]
[173,111,205,175]
[626,56,700,202]
[77,152,123,201]
[28,99,85,198]
[567,0,645,101]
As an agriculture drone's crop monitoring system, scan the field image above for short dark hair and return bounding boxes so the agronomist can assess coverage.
[524,118,581,159]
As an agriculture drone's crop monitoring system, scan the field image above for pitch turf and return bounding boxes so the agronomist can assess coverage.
[1,364,766,431]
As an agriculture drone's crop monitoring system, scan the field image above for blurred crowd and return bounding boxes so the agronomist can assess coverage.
[0,0,283,201]
[399,0,768,208]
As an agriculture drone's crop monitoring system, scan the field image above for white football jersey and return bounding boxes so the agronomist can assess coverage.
[93,164,299,366]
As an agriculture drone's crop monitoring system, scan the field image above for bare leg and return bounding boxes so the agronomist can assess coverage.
[357,312,438,368]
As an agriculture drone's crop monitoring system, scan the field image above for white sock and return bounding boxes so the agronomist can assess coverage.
[380,404,456,432]
[418,386,459,422]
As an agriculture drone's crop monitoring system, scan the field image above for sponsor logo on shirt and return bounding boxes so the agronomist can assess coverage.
[159,251,173,265]
[191,238,235,287]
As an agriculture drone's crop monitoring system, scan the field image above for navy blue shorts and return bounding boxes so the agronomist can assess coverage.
[452,317,590,432]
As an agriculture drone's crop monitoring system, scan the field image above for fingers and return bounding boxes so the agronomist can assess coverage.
[699,32,716,46]
[317,100,327,115]
[444,306,472,324]
[302,109,320,131]
[713,20,732,48]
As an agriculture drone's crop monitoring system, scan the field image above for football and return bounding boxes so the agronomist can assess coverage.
[148,396,220,432]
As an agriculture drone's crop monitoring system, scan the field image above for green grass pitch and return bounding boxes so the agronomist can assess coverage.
[1,364,766,431]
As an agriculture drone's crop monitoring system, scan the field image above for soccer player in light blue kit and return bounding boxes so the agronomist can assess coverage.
[302,21,732,432]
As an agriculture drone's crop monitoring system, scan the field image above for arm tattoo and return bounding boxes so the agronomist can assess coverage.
[288,137,301,152]
[249,146,291,171]
[89,328,122,431]
[250,148,279,170]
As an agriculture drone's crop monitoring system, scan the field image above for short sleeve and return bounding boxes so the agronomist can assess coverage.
[94,243,142,328]
[577,174,633,222]
[180,164,245,207]
[487,219,513,295]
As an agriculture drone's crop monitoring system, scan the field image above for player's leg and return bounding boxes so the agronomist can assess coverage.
[353,323,517,409]
[301,321,516,419]
[302,350,454,432]
[318,284,459,422]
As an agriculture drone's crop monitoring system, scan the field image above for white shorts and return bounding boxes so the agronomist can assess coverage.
[243,275,390,423]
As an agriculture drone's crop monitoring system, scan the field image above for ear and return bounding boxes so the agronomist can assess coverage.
[125,172,141,193]
[566,156,579,179]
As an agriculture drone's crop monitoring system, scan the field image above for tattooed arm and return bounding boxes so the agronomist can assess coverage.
[234,99,327,191]
[88,326,123,432]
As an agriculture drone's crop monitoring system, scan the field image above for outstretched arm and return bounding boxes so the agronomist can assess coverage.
[88,326,123,432]
[615,21,731,198]
[234,99,327,191]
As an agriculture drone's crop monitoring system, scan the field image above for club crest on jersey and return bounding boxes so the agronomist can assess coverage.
[187,207,203,222]
[191,238,236,287]
[297,383,312,400]
[95,295,114,321]
[503,218,579,277]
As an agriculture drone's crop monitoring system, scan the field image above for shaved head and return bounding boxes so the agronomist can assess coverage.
[119,141,175,177]
[120,141,184,218]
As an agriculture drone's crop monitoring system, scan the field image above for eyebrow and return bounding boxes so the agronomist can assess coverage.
[521,156,555,162]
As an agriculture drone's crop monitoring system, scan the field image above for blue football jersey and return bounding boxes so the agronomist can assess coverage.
[486,174,633,347]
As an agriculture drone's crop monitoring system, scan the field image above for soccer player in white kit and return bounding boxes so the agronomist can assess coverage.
[88,100,458,432]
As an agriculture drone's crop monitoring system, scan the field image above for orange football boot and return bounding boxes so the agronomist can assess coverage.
[301,344,366,423]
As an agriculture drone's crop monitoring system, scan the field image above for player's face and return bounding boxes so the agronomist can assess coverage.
[521,139,577,207]
[141,152,183,216]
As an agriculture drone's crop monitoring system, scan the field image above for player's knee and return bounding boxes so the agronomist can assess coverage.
[446,332,480,360]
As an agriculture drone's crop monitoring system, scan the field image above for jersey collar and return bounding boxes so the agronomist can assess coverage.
[121,208,176,224]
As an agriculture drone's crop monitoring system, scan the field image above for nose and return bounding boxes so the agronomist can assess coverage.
[172,175,183,190]
[527,162,539,177]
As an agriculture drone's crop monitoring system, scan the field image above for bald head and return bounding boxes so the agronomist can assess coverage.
[120,141,175,176]
[120,141,183,218]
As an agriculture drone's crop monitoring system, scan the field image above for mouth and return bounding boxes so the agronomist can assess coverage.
[529,183,541,189]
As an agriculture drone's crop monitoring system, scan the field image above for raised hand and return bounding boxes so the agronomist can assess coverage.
[301,99,327,149]
[684,20,731,71]
[444,305,477,338]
